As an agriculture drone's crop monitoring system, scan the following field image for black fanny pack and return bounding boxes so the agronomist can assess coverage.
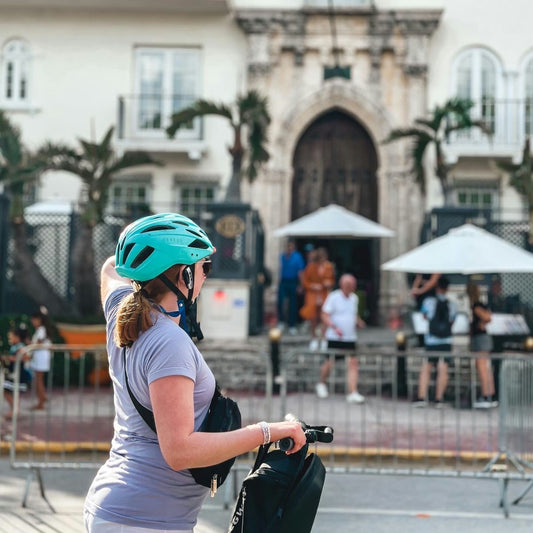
[122,348,242,494]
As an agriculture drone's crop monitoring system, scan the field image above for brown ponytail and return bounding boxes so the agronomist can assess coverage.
[114,265,182,348]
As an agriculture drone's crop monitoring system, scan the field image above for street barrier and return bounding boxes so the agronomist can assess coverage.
[276,347,533,517]
[2,344,272,511]
[4,343,533,517]
[487,357,533,511]
[4,344,112,510]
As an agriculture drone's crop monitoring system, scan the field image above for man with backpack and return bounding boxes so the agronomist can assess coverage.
[413,276,457,408]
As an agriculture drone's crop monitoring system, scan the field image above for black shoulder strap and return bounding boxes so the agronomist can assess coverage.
[122,347,157,434]
[122,347,221,436]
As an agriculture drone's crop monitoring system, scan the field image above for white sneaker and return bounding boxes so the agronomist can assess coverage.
[346,391,365,404]
[309,339,319,351]
[316,383,329,398]
[319,339,328,352]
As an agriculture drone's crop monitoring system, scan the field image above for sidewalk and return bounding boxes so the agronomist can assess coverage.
[1,457,533,532]
[0,456,223,532]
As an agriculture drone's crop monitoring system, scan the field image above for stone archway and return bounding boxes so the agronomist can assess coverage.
[291,108,378,220]
[290,107,381,323]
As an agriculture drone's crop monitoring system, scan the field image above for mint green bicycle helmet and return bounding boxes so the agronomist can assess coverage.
[115,213,214,282]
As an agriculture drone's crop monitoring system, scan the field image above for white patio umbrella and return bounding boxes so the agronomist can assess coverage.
[381,223,533,274]
[273,204,394,238]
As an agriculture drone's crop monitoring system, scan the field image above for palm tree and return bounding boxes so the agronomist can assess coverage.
[0,111,74,315]
[498,138,533,245]
[383,98,490,204]
[166,90,270,202]
[38,127,159,316]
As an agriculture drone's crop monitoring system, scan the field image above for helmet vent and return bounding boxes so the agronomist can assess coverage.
[175,221,190,227]
[141,225,174,233]
[188,239,210,250]
[122,243,135,263]
[186,228,203,238]
[131,246,155,268]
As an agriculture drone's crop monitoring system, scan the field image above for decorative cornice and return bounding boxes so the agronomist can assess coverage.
[236,10,306,74]
[368,12,395,36]
[394,10,443,36]
[236,10,306,36]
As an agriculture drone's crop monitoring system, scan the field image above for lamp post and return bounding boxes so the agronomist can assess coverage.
[269,327,282,394]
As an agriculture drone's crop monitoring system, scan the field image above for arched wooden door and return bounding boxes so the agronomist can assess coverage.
[291,109,380,322]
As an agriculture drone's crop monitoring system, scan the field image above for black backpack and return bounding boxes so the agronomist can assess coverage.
[429,298,452,338]
[228,441,326,533]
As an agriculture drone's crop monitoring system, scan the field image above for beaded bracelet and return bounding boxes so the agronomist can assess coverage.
[258,421,271,445]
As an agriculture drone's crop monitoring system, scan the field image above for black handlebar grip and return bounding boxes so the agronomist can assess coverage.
[279,437,294,452]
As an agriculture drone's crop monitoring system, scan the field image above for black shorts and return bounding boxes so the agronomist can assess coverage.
[425,343,452,365]
[324,340,357,361]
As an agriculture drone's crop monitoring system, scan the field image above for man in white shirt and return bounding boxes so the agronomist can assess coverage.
[315,274,366,403]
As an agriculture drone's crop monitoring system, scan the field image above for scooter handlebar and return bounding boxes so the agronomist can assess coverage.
[278,425,334,452]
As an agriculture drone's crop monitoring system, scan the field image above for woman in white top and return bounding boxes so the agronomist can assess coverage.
[30,307,53,410]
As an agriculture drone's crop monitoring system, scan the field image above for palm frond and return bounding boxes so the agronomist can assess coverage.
[413,118,439,133]
[382,128,430,144]
[443,97,474,116]
[36,142,96,182]
[77,128,114,168]
[237,93,271,183]
[244,117,270,183]
[238,90,271,126]
[0,112,23,167]
[166,100,233,137]
[497,160,520,173]
[411,134,433,194]
[108,151,161,174]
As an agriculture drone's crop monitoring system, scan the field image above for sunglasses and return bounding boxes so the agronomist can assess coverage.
[202,260,212,277]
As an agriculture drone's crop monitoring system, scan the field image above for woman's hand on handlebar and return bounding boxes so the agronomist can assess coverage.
[268,420,306,454]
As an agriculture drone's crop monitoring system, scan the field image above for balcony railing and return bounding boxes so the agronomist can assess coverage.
[116,94,205,156]
[447,98,533,159]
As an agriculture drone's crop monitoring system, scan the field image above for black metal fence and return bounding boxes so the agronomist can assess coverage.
[0,197,266,333]
[3,208,126,315]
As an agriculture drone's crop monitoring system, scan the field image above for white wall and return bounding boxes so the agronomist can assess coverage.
[0,8,246,203]
[426,0,533,107]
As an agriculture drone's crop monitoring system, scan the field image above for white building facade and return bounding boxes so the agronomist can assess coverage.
[1,0,531,320]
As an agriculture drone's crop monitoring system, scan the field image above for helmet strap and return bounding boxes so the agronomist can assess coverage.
[157,272,203,341]
[158,272,191,303]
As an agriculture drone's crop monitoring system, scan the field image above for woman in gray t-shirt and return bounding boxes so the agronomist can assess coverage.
[84,213,306,533]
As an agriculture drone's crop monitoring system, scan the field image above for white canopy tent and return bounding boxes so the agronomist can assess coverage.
[273,204,394,238]
[381,224,533,274]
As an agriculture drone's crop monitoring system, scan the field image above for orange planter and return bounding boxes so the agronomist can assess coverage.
[56,323,110,385]
[56,323,107,347]
[88,367,112,387]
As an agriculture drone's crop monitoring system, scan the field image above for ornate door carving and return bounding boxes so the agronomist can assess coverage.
[291,109,378,220]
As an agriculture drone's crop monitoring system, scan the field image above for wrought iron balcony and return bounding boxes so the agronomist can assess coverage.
[446,98,533,162]
[116,94,206,158]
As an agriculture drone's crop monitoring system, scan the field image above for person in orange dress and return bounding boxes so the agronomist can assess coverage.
[300,247,335,351]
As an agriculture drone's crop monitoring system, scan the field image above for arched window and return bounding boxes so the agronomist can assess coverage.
[452,47,503,136]
[1,39,31,105]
